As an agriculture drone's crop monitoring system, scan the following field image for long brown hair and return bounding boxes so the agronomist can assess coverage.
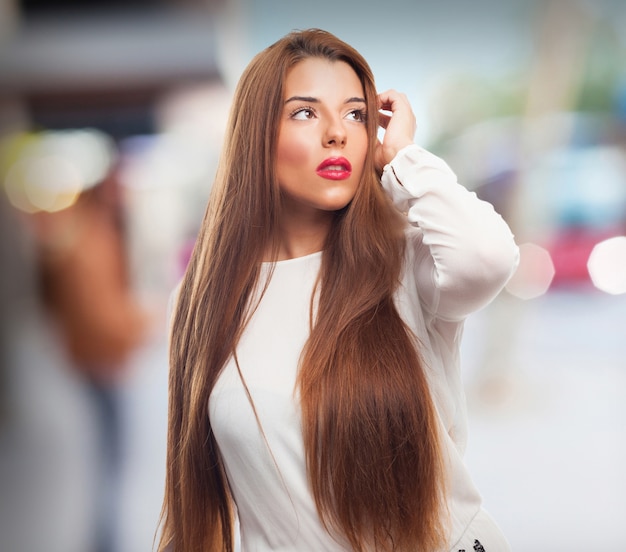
[159,29,447,552]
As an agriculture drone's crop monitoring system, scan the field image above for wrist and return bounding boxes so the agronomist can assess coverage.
[384,140,414,165]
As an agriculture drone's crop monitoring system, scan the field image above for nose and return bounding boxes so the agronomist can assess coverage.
[323,117,347,147]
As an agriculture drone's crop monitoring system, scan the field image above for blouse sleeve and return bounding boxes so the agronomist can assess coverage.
[381,144,520,321]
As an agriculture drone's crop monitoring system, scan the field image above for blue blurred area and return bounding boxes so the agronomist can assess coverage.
[1,1,625,551]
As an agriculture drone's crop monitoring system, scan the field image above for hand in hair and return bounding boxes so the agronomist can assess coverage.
[375,89,417,172]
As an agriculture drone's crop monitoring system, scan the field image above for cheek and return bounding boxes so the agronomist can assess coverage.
[277,132,311,168]
[354,137,369,174]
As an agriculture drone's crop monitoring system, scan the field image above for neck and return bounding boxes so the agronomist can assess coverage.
[269,207,334,261]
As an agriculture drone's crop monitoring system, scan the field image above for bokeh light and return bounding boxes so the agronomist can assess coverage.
[587,236,626,295]
[505,242,555,300]
[2,129,115,213]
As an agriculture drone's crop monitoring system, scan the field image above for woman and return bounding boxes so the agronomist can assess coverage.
[159,29,519,552]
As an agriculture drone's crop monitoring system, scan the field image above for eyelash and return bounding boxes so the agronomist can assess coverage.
[348,109,367,123]
[289,106,316,119]
[289,106,367,122]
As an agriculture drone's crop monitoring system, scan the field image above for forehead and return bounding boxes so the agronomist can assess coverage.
[283,58,364,99]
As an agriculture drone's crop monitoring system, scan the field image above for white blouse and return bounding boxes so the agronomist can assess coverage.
[208,145,519,551]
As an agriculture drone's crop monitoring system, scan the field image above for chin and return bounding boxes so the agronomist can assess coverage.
[321,192,358,212]
[321,200,353,213]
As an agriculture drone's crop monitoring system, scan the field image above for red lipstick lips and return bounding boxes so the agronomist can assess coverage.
[316,157,352,180]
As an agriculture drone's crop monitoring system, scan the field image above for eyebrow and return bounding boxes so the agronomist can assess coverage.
[284,95,366,104]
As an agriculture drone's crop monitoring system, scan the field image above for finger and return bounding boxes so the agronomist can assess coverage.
[377,89,407,112]
[378,112,391,129]
[376,91,386,109]
[377,89,397,110]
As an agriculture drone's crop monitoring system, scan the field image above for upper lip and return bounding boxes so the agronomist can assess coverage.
[316,157,352,172]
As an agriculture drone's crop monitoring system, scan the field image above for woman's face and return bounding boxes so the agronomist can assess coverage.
[276,57,368,217]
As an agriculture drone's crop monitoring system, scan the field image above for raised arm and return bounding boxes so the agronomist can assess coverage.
[376,91,519,320]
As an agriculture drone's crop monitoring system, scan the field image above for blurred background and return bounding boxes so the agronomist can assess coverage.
[1,0,625,550]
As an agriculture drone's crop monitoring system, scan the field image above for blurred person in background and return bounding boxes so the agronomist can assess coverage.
[32,164,148,384]
[30,166,150,552]
[0,130,153,552]
[158,29,519,552]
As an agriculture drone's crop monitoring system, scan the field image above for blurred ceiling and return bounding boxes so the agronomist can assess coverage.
[0,3,222,137]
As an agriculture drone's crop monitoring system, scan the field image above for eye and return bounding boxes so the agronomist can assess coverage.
[291,107,316,120]
[346,109,367,123]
